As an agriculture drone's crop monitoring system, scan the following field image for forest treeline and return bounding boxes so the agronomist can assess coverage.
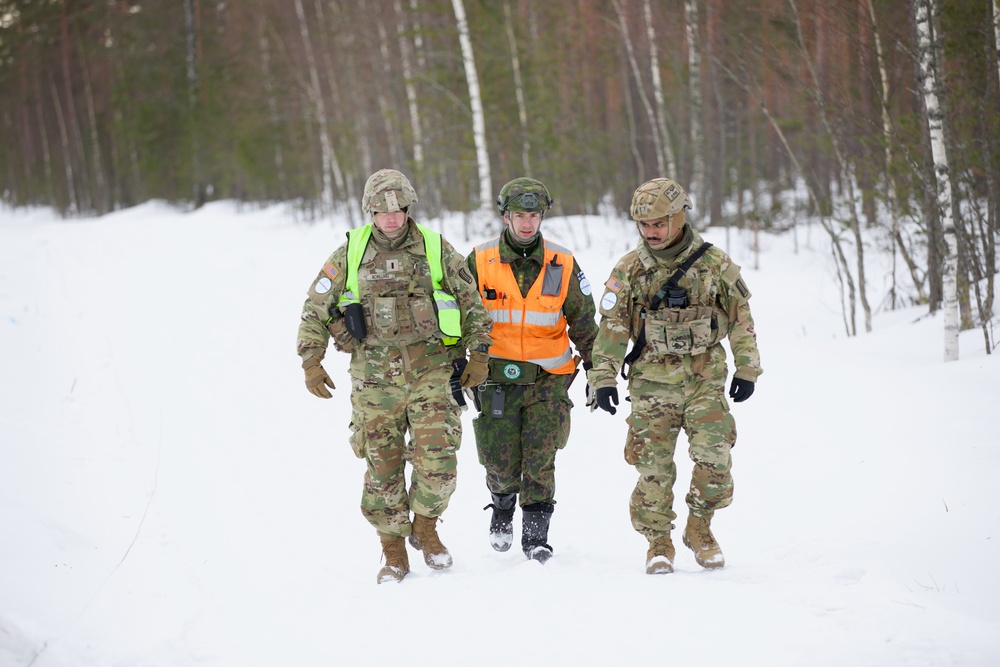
[0,0,998,341]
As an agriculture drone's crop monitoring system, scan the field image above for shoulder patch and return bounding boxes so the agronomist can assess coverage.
[459,267,474,285]
[734,278,751,300]
[605,277,624,294]
[323,262,340,282]
[601,291,618,310]
[578,271,592,296]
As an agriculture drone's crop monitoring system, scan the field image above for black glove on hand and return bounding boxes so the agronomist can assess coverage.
[450,358,468,407]
[729,377,755,403]
[595,387,619,415]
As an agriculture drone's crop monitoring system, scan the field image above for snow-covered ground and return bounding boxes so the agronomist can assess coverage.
[1,201,997,666]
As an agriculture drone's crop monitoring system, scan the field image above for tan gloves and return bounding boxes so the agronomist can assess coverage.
[302,356,335,398]
[460,350,490,388]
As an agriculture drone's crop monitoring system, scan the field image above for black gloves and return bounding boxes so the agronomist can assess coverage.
[594,387,619,415]
[729,377,755,403]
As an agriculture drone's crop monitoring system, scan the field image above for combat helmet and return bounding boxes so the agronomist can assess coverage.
[362,169,418,217]
[630,177,692,221]
[496,177,553,216]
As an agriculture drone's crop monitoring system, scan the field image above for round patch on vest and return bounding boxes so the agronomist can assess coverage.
[315,277,333,294]
[503,363,522,380]
[579,277,592,296]
[601,291,618,310]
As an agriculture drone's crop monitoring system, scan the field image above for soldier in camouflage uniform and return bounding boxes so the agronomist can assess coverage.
[466,177,598,563]
[587,178,762,574]
[296,169,493,584]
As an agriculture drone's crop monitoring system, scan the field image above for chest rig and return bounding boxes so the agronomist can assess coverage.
[622,242,726,378]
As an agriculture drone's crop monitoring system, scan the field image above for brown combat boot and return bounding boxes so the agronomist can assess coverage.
[377,532,410,584]
[683,513,725,569]
[645,533,676,574]
[410,514,453,570]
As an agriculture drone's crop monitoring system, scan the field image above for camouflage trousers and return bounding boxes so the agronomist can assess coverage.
[471,370,572,506]
[348,366,463,536]
[625,374,736,539]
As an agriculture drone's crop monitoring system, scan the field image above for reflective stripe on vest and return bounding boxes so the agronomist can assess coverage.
[473,237,575,374]
[339,223,460,345]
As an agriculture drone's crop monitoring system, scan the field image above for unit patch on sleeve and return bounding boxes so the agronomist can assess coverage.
[314,277,333,294]
[601,291,618,310]
[578,271,592,296]
[459,267,474,285]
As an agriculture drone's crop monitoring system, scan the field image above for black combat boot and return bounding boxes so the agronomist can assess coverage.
[483,492,517,552]
[521,502,554,563]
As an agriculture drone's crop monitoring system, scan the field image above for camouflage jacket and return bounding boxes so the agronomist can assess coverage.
[465,229,599,367]
[589,227,762,389]
[297,219,493,381]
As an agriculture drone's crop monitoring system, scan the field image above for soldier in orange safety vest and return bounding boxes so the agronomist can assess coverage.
[465,177,598,563]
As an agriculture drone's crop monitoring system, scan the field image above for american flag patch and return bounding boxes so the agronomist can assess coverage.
[323,262,339,281]
[605,277,624,293]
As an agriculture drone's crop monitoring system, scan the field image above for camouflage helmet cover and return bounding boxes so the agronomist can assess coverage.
[362,168,418,216]
[496,177,553,215]
[630,177,692,221]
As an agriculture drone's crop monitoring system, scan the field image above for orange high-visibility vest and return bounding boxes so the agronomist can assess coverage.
[474,237,575,375]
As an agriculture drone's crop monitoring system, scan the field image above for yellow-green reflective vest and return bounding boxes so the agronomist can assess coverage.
[338,223,461,346]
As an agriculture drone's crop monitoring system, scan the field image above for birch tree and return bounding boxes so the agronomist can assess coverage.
[915,0,959,361]
[451,0,492,217]
[293,0,343,213]
[685,0,705,217]
[503,0,531,175]
[613,0,668,176]
[643,0,676,176]
[394,0,424,173]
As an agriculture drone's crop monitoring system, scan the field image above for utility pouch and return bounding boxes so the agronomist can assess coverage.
[488,359,538,384]
[327,313,355,353]
[343,302,367,340]
[490,386,505,419]
[372,297,398,337]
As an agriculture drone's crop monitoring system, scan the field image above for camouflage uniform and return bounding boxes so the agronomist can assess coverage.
[465,228,598,506]
[297,219,493,537]
[588,226,762,540]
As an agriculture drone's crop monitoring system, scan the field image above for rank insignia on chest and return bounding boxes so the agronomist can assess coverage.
[386,259,401,271]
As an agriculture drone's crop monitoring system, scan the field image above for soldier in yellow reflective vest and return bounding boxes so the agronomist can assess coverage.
[296,169,493,584]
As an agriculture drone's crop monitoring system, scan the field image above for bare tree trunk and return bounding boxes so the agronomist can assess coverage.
[184,0,204,207]
[995,0,1000,86]
[395,0,425,173]
[685,0,706,217]
[790,0,871,333]
[916,0,960,361]
[503,0,531,175]
[612,0,668,176]
[50,73,79,214]
[80,47,109,213]
[369,0,402,167]
[294,0,343,213]
[451,0,493,219]
[59,0,85,213]
[643,0,677,176]
[258,14,287,200]
[866,0,919,306]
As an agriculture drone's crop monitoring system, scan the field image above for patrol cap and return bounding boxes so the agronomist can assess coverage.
[630,177,692,221]
[496,177,553,215]
[362,169,418,216]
